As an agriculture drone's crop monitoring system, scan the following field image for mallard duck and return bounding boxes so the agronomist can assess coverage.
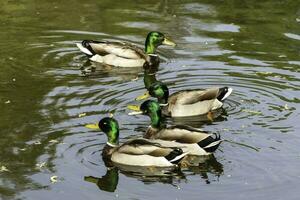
[98,117,187,167]
[135,81,233,117]
[76,31,176,67]
[129,100,222,156]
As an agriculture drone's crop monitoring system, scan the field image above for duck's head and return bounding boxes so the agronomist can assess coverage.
[129,100,162,128]
[145,32,176,54]
[99,117,119,147]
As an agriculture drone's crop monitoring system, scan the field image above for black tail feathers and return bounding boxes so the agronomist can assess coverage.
[81,40,98,56]
[198,133,222,153]
[165,148,184,164]
[217,87,230,101]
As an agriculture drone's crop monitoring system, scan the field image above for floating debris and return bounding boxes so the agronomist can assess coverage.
[36,162,46,169]
[242,109,262,115]
[78,113,86,118]
[278,55,287,58]
[0,166,10,172]
[274,75,283,79]
[131,77,139,81]
[109,113,114,118]
[50,175,58,183]
[256,71,273,76]
[5,100,11,104]
[49,139,59,144]
[34,140,42,145]
[284,104,289,110]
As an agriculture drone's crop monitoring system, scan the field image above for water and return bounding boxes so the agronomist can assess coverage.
[0,0,300,199]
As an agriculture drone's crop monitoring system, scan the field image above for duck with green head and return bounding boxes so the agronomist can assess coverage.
[98,117,187,168]
[76,31,176,67]
[129,100,222,156]
[135,81,233,117]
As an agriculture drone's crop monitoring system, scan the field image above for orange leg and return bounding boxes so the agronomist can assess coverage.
[207,111,214,122]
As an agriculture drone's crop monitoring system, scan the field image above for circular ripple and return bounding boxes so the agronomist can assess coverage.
[32,29,300,198]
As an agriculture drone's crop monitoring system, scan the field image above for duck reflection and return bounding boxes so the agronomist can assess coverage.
[185,155,223,184]
[80,61,144,81]
[143,65,159,89]
[84,167,119,192]
[84,154,223,192]
[79,55,161,81]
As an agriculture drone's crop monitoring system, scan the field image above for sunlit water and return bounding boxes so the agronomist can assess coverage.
[0,1,300,199]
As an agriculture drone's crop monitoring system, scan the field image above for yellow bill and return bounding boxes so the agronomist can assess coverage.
[127,104,141,111]
[135,91,150,101]
[85,123,99,130]
[162,37,176,47]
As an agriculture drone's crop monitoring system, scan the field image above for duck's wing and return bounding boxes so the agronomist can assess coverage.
[168,124,206,133]
[77,40,148,60]
[154,127,211,143]
[169,88,220,105]
[117,138,182,158]
[152,126,221,152]
[169,87,233,105]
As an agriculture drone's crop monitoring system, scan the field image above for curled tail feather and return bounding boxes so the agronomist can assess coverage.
[76,40,97,56]
[217,87,233,101]
[198,133,222,153]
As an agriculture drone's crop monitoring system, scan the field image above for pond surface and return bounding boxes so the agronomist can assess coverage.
[0,0,300,199]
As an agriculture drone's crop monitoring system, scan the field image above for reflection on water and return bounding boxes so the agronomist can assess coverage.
[85,168,119,193]
[1,0,300,200]
[84,155,223,193]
